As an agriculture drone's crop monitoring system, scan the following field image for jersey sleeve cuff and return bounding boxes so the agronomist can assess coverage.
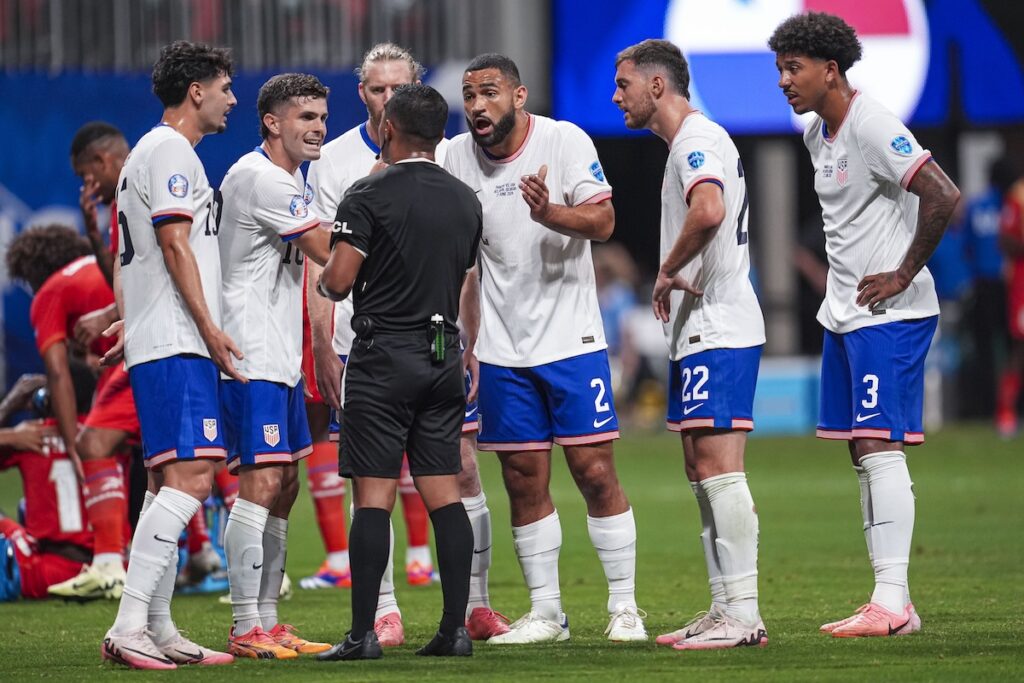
[900,154,933,190]
[280,219,321,242]
[151,211,193,227]
[36,333,66,356]
[684,176,724,206]
[574,190,613,207]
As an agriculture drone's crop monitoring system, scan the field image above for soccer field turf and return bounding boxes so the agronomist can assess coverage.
[0,426,1020,681]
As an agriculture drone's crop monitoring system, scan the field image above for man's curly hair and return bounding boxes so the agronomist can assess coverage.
[768,12,863,74]
[152,40,234,108]
[5,225,92,293]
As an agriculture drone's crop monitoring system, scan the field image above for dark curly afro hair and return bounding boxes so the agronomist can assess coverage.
[5,224,92,293]
[768,12,863,74]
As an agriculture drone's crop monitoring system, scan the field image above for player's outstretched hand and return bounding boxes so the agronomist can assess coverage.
[74,307,116,347]
[463,350,480,403]
[857,269,910,309]
[652,269,704,322]
[315,350,344,411]
[79,175,101,236]
[99,320,125,367]
[205,328,248,383]
[520,165,551,224]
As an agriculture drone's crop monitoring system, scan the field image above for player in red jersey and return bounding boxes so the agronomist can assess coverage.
[0,414,94,599]
[997,179,1024,436]
[5,225,135,599]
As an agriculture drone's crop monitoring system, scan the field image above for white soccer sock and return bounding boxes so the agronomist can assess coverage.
[258,516,289,630]
[405,545,432,567]
[861,451,915,614]
[111,487,200,635]
[463,493,492,614]
[225,498,269,635]
[587,508,638,613]
[326,550,350,572]
[690,481,727,612]
[854,464,912,607]
[149,494,188,645]
[512,510,563,622]
[374,520,400,621]
[702,472,760,626]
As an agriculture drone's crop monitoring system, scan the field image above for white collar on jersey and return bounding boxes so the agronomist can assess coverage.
[393,157,437,165]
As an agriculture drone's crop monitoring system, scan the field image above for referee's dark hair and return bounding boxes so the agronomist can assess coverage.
[257,73,330,139]
[465,53,521,87]
[384,84,448,146]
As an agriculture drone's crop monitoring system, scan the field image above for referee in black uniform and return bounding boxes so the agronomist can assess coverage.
[314,83,482,661]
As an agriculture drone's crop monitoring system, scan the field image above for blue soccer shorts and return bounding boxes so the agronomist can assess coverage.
[330,353,480,439]
[817,317,938,445]
[221,379,313,473]
[666,345,762,432]
[477,349,620,452]
[128,354,226,470]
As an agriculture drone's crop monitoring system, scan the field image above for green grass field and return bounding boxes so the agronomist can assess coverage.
[0,426,1020,681]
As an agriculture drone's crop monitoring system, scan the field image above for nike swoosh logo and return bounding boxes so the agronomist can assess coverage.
[253,562,263,570]
[869,520,894,528]
[465,408,478,419]
[175,649,204,661]
[473,545,492,555]
[888,619,911,635]
[682,403,705,416]
[153,534,177,545]
[855,412,881,422]
[593,415,615,429]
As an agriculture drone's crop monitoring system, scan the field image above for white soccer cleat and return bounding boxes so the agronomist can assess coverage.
[50,562,126,601]
[487,611,570,644]
[280,572,293,600]
[672,616,768,650]
[101,629,176,670]
[156,631,233,665]
[655,606,723,646]
[605,606,648,642]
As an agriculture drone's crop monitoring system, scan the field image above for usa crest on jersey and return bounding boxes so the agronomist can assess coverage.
[203,418,218,441]
[263,424,281,447]
[837,158,848,186]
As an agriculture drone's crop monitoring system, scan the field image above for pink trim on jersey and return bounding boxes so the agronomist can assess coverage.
[280,218,320,240]
[822,91,861,144]
[146,447,227,470]
[227,451,292,474]
[816,428,852,440]
[478,439,553,452]
[900,154,933,190]
[904,431,925,445]
[328,433,340,443]
[851,427,895,440]
[678,418,716,431]
[462,421,479,434]
[555,430,620,446]
[576,190,613,207]
[731,418,755,431]
[684,176,725,206]
[482,113,535,164]
[151,210,193,222]
[292,444,314,461]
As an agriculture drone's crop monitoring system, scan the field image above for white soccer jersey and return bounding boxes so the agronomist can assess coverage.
[219,148,320,386]
[804,92,938,334]
[661,112,765,360]
[307,122,448,355]
[117,125,222,368]
[444,115,611,367]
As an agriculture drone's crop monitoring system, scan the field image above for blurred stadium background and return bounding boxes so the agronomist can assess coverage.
[2,0,1023,435]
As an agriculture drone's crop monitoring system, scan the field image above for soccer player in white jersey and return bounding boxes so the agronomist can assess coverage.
[769,12,960,637]
[306,43,508,643]
[219,73,335,660]
[446,54,645,644]
[100,40,240,669]
[613,39,768,650]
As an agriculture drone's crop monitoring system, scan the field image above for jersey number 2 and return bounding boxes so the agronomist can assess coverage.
[736,158,749,246]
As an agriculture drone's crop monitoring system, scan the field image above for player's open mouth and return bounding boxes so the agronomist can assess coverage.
[473,117,493,135]
[303,137,322,148]
[784,92,798,103]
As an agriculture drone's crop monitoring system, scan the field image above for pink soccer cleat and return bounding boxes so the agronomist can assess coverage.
[102,630,177,670]
[830,602,918,638]
[156,631,234,665]
[374,611,405,647]
[466,607,511,640]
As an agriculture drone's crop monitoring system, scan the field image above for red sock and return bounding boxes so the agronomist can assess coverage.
[306,442,348,553]
[0,517,21,538]
[186,509,210,554]
[214,466,239,511]
[81,457,128,558]
[399,454,430,548]
[997,370,1022,417]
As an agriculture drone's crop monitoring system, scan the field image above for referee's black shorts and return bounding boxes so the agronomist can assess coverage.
[339,331,464,479]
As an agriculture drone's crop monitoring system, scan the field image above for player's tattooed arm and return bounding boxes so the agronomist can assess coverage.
[157,220,247,382]
[519,165,615,241]
[857,161,960,308]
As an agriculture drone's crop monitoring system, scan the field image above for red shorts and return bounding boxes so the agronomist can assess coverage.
[84,364,140,437]
[15,548,85,599]
[1009,279,1024,341]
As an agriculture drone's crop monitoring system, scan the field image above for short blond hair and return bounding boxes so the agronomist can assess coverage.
[355,43,425,83]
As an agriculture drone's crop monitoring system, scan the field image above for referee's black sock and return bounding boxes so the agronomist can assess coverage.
[430,502,473,636]
[349,506,391,641]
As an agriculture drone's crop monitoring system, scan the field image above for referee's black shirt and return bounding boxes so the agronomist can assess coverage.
[330,159,482,334]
